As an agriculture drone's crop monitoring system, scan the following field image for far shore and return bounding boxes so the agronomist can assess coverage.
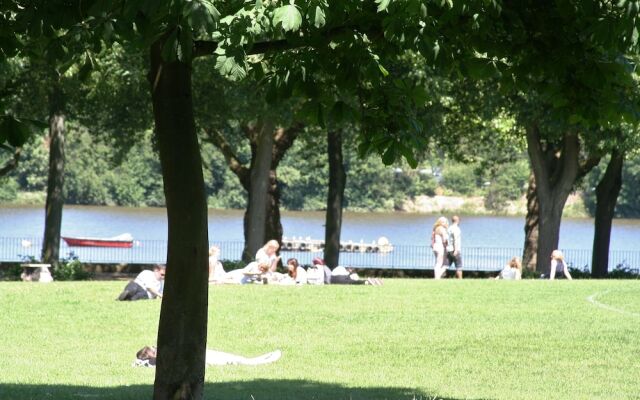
[4,191,590,218]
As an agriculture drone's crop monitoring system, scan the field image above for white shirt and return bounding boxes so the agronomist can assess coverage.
[209,259,226,281]
[306,265,325,285]
[295,267,307,284]
[255,248,276,267]
[134,270,163,298]
[499,266,521,280]
[448,224,461,253]
[331,266,350,276]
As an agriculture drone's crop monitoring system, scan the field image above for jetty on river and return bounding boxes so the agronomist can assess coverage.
[281,236,394,253]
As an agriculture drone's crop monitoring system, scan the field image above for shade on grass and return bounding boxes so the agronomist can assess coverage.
[0,279,638,399]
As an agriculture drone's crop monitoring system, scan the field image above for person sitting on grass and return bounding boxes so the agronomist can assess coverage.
[117,264,165,301]
[307,257,331,285]
[495,257,522,280]
[208,245,226,284]
[284,257,307,285]
[549,249,573,280]
[255,239,281,273]
[133,345,281,367]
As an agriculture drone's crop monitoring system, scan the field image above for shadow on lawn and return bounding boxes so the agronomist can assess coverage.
[0,379,489,400]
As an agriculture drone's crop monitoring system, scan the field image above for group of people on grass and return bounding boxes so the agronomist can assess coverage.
[117,221,573,301]
[431,215,572,280]
[494,250,572,280]
[208,240,382,286]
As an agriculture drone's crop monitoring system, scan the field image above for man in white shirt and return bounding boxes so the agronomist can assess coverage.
[117,264,165,301]
[447,215,463,279]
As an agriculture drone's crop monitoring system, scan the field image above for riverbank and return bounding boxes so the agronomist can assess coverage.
[399,193,588,218]
[8,191,590,217]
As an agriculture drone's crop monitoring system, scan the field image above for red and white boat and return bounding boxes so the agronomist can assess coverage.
[62,233,134,248]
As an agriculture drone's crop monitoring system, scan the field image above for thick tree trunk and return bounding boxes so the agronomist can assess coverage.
[324,129,346,269]
[206,124,300,262]
[536,196,566,275]
[591,150,624,278]
[522,171,539,272]
[149,41,209,400]
[241,168,283,262]
[243,120,274,262]
[42,83,66,266]
[526,125,580,275]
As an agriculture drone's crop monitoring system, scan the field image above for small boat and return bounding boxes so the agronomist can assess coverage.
[281,236,394,253]
[62,233,134,248]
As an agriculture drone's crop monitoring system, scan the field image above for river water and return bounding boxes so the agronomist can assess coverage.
[1,205,639,268]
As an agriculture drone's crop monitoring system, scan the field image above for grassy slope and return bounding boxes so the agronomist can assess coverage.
[0,280,637,400]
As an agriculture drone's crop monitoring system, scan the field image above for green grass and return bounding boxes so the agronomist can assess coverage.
[0,280,638,400]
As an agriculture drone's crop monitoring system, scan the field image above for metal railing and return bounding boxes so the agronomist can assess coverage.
[2,236,639,272]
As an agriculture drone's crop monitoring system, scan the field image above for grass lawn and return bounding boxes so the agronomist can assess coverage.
[0,279,638,400]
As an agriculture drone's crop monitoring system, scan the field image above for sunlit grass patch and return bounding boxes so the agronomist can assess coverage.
[0,279,638,399]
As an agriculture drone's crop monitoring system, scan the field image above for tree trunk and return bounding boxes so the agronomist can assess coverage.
[42,83,66,266]
[243,120,274,262]
[591,149,624,278]
[149,40,209,400]
[324,129,346,269]
[205,124,300,262]
[522,171,539,272]
[526,124,580,275]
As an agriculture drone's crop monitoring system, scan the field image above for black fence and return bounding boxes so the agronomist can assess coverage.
[2,237,639,273]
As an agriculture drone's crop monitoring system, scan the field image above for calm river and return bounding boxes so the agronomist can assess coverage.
[1,205,639,268]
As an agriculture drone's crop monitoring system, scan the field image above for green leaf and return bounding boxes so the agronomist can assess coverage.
[378,63,389,76]
[381,145,396,165]
[399,144,418,168]
[0,116,33,147]
[375,0,391,12]
[465,58,496,79]
[273,5,303,32]
[215,54,247,80]
[313,6,326,28]
[77,53,95,82]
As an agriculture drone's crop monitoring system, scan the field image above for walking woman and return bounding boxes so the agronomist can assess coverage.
[431,217,449,279]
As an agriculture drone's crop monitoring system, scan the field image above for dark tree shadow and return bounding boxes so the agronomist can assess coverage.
[0,380,492,400]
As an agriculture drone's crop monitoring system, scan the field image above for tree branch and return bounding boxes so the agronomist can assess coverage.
[0,147,21,178]
[526,122,550,199]
[193,24,383,59]
[202,128,249,185]
[272,122,305,166]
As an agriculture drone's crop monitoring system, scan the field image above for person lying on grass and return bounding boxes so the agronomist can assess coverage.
[117,264,165,301]
[133,346,282,367]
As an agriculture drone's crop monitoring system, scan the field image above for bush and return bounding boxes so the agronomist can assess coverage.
[0,178,19,202]
[53,253,92,281]
[0,263,23,280]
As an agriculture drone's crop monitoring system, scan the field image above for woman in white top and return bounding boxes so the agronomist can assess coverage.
[431,217,449,279]
[285,258,307,284]
[495,257,522,280]
[255,239,281,272]
[222,240,281,284]
[208,245,226,283]
[549,249,573,280]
